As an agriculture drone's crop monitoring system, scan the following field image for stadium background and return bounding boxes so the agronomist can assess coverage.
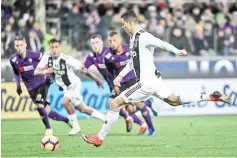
[1,0,237,157]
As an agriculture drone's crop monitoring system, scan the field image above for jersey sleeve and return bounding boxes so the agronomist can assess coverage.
[9,57,21,87]
[37,53,49,69]
[84,55,94,68]
[65,55,83,70]
[141,32,180,54]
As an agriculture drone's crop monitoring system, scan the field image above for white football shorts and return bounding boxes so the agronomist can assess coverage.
[120,77,173,103]
[64,82,84,106]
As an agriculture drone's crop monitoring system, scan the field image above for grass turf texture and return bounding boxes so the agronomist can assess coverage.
[2,115,237,157]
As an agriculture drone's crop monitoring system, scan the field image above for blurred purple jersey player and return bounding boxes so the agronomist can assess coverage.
[104,31,155,136]
[85,34,146,134]
[9,36,71,136]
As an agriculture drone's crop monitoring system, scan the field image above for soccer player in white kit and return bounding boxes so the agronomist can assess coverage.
[34,39,105,135]
[83,10,231,147]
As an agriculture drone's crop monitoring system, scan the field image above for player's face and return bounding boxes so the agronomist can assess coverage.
[90,37,103,54]
[50,42,61,58]
[14,40,26,56]
[108,34,122,51]
[121,18,132,35]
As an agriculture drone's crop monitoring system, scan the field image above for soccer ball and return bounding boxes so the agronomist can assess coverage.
[41,135,59,151]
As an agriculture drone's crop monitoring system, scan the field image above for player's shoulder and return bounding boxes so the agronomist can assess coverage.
[61,53,72,60]
[9,53,18,63]
[88,52,94,58]
[61,53,78,62]
[140,31,152,38]
[104,48,113,59]
[42,52,52,57]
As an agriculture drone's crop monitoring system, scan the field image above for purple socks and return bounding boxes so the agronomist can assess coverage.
[140,103,154,131]
[119,108,129,119]
[130,114,143,126]
[37,107,51,129]
[48,110,69,123]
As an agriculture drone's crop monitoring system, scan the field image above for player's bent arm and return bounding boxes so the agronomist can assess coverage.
[143,33,180,55]
[34,67,53,76]
[81,67,104,88]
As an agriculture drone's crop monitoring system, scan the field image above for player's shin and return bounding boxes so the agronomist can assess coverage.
[178,94,211,105]
[98,109,120,140]
[138,103,155,132]
[119,108,129,119]
[130,113,143,126]
[37,107,51,129]
[68,113,81,130]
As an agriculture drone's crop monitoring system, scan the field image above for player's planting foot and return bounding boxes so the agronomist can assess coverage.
[210,91,231,104]
[45,128,53,136]
[137,123,148,135]
[125,119,133,132]
[147,128,155,136]
[146,99,158,116]
[68,128,81,136]
[82,134,103,147]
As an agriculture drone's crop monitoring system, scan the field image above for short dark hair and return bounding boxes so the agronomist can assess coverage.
[91,34,102,39]
[49,38,61,44]
[15,36,26,41]
[121,10,138,23]
[108,31,119,37]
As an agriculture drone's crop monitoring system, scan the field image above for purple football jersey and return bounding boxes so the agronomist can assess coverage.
[84,47,114,89]
[104,44,136,83]
[9,50,45,91]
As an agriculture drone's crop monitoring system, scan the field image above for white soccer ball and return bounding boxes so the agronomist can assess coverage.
[41,135,59,151]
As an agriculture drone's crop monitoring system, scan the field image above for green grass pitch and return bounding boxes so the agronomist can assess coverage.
[2,115,237,157]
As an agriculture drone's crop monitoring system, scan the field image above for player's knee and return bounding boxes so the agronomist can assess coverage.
[135,102,145,109]
[165,93,180,106]
[109,99,119,110]
[62,98,70,107]
[126,104,136,114]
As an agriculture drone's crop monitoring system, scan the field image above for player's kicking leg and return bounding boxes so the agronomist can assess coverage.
[29,83,54,136]
[161,91,231,107]
[36,104,53,136]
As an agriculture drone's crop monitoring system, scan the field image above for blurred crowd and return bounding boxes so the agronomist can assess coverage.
[1,0,237,58]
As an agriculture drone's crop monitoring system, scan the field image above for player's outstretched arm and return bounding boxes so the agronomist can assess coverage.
[34,67,54,76]
[9,59,22,96]
[81,66,104,89]
[143,33,187,56]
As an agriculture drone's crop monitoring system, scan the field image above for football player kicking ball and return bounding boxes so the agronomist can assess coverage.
[34,38,105,135]
[104,31,156,136]
[9,36,71,136]
[85,34,147,134]
[82,10,231,147]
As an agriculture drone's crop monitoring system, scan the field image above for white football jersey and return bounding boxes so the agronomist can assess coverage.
[128,28,180,82]
[37,52,83,90]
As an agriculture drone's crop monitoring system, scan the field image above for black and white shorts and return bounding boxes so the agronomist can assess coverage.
[120,76,173,103]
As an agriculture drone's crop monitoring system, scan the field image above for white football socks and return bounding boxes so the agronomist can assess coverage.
[98,110,120,140]
[91,109,105,122]
[68,113,80,130]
